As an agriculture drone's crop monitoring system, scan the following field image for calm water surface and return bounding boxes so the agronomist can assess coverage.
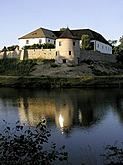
[0,88,123,165]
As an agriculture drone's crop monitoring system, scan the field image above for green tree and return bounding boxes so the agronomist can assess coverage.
[7,45,18,51]
[112,45,120,55]
[112,36,123,55]
[119,36,123,49]
[60,28,66,31]
[81,34,91,50]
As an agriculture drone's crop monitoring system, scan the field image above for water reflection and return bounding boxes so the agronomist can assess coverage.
[0,88,123,134]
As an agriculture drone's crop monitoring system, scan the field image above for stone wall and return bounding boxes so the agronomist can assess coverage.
[0,49,56,60]
[22,49,55,60]
[0,49,116,63]
[0,49,21,59]
[80,50,116,63]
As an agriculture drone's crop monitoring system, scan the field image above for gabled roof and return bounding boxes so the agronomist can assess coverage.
[19,27,111,46]
[53,29,112,46]
[19,27,57,39]
[59,28,79,40]
[71,29,111,46]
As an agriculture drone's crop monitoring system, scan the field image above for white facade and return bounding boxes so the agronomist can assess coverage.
[91,40,112,54]
[19,38,55,49]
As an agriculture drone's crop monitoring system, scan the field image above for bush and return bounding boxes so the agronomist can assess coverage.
[92,68,108,76]
[50,63,58,67]
[23,43,55,50]
[81,59,94,65]
[7,45,18,51]
[0,59,37,76]
[0,120,68,165]
[103,144,123,165]
[116,49,123,63]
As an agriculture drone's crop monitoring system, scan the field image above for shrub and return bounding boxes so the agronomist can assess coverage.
[7,45,18,51]
[0,120,68,165]
[103,144,123,165]
[0,59,37,76]
[81,59,94,65]
[50,63,58,67]
[92,68,108,76]
[42,43,55,49]
[116,49,123,63]
[23,43,55,50]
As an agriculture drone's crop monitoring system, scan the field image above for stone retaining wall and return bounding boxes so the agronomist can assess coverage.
[0,49,56,60]
[20,49,55,60]
[80,50,116,63]
[0,50,20,59]
[0,49,116,63]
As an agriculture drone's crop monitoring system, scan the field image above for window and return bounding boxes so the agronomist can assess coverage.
[69,51,71,55]
[73,42,75,46]
[59,42,61,46]
[56,51,57,56]
[97,44,99,48]
[54,41,56,45]
[102,45,104,49]
[48,39,50,42]
[63,59,66,63]
[26,40,29,44]
[39,39,42,44]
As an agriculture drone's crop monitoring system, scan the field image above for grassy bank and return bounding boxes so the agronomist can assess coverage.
[0,59,123,88]
[0,75,123,88]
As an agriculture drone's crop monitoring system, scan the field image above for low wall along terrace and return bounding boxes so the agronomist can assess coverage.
[22,49,56,60]
[0,49,115,63]
[0,49,56,60]
[80,50,116,63]
[0,50,21,59]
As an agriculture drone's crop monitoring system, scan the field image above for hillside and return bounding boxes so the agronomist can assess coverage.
[31,51,122,77]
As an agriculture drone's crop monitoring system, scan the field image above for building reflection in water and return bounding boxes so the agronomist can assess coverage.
[18,92,74,134]
[55,93,74,134]
[1,88,123,134]
[18,97,56,125]
[18,89,116,134]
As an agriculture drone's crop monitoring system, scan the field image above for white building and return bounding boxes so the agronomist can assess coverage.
[19,27,57,49]
[70,29,112,54]
[19,27,112,55]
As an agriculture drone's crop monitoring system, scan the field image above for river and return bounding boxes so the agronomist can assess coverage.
[0,88,123,165]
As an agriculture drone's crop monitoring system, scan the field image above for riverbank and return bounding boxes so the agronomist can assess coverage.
[0,75,123,88]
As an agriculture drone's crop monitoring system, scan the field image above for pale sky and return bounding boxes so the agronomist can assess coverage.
[0,0,123,49]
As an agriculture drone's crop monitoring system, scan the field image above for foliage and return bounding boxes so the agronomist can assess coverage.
[92,68,108,76]
[81,35,91,50]
[23,43,55,50]
[60,28,67,31]
[112,45,120,55]
[113,35,123,55]
[119,36,123,48]
[50,63,59,67]
[103,144,123,165]
[1,46,7,52]
[81,59,94,65]
[7,45,18,51]
[116,49,123,63]
[0,59,37,76]
[0,121,68,165]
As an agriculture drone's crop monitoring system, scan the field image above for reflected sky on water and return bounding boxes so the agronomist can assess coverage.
[0,88,123,164]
